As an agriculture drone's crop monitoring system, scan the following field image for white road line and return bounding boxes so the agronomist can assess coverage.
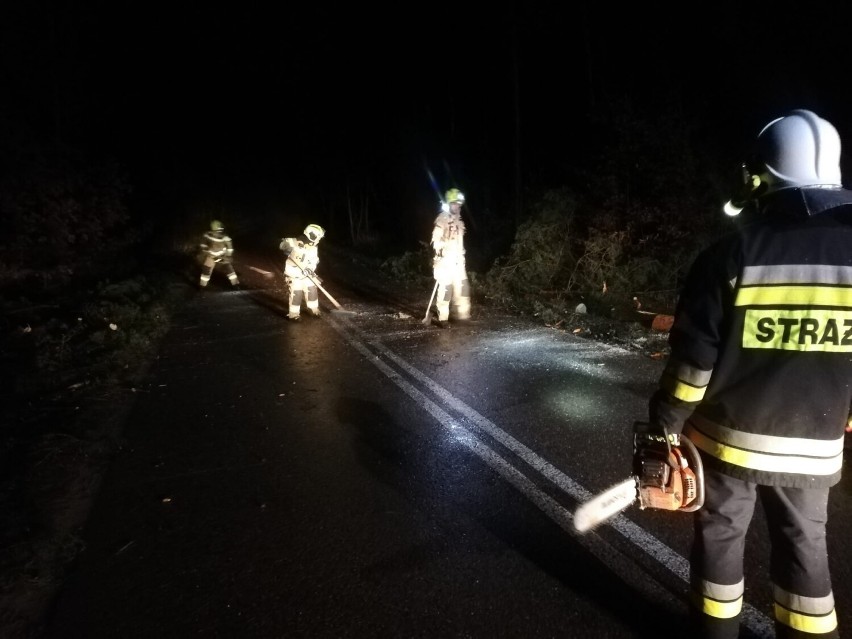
[327,315,775,637]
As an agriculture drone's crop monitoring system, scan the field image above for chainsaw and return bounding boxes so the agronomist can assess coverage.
[573,422,704,533]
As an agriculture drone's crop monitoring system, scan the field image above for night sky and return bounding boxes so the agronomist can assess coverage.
[3,1,852,244]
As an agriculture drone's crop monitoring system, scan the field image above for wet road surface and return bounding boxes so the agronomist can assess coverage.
[42,251,852,638]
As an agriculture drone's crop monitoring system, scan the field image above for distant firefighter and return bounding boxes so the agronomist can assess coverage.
[280,223,325,320]
[199,220,239,288]
[431,188,470,325]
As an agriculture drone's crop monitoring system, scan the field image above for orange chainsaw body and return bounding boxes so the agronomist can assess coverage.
[634,429,704,512]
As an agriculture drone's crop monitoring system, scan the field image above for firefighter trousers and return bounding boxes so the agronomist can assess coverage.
[200,256,239,287]
[690,468,837,639]
[285,275,319,318]
[432,255,470,322]
[434,273,470,322]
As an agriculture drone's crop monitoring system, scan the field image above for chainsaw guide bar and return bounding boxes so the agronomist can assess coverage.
[573,478,638,533]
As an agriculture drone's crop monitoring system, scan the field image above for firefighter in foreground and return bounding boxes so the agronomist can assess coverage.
[430,188,471,325]
[280,223,325,320]
[648,109,852,638]
[199,220,239,288]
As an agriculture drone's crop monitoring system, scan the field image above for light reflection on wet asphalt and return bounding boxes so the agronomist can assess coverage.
[322,306,775,638]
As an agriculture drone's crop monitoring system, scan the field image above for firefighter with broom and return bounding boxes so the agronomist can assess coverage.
[280,223,325,321]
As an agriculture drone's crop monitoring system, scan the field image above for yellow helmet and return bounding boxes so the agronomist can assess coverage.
[445,188,465,204]
[303,223,325,244]
[210,220,224,231]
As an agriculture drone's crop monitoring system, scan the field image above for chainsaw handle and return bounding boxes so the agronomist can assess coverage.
[678,435,704,511]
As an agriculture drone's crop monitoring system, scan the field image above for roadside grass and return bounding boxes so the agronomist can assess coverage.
[0,258,192,639]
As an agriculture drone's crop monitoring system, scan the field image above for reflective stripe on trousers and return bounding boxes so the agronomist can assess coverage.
[690,468,837,639]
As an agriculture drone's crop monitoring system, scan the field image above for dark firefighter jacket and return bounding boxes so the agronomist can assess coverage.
[201,231,234,262]
[650,187,852,488]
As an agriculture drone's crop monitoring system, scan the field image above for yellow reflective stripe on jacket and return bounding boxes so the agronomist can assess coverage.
[684,421,844,476]
[743,309,852,351]
[659,359,712,403]
[660,373,707,402]
[774,604,838,634]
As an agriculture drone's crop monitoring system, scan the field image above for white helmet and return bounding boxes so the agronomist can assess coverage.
[303,223,325,244]
[756,109,842,193]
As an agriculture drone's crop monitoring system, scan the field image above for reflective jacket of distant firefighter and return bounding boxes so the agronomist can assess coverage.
[650,186,852,489]
[431,209,466,278]
[280,236,319,279]
[201,229,234,263]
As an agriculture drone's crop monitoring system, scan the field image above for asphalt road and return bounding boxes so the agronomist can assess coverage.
[41,249,852,639]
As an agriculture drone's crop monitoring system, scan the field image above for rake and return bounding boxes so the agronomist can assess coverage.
[286,255,356,316]
[421,280,439,325]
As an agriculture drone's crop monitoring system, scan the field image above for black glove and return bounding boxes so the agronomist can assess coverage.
[303,268,315,278]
